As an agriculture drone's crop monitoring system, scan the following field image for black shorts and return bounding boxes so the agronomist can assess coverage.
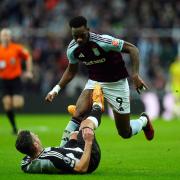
[64,130,101,173]
[1,77,23,96]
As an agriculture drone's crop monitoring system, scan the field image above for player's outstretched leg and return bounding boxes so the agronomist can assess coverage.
[141,112,154,140]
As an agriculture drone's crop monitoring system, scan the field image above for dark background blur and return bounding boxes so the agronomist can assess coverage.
[0,0,179,115]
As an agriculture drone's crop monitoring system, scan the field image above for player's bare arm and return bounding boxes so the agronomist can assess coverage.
[58,63,79,89]
[24,52,33,79]
[73,127,94,173]
[121,41,148,93]
[45,63,78,102]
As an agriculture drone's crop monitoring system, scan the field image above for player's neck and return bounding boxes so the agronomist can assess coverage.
[1,42,10,48]
[31,147,44,160]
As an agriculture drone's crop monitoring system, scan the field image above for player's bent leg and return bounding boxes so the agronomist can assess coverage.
[60,89,93,147]
[12,95,24,109]
[113,110,154,140]
[74,89,93,120]
[113,111,132,139]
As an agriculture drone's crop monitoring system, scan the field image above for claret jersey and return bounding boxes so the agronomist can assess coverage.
[67,32,129,82]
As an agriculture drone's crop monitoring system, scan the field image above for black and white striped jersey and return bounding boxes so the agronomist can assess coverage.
[67,32,129,82]
[21,146,83,174]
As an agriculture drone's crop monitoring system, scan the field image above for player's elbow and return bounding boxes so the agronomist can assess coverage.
[74,164,88,173]
[129,46,139,55]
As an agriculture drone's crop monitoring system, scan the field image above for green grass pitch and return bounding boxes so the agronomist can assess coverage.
[0,114,180,180]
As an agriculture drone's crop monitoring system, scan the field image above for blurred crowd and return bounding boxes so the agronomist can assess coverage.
[0,0,179,118]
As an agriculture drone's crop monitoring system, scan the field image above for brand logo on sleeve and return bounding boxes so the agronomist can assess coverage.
[112,39,119,47]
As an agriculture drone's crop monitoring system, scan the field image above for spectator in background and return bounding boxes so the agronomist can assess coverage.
[0,28,33,134]
[163,55,180,119]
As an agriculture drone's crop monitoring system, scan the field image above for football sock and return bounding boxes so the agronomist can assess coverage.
[93,102,102,110]
[88,104,102,127]
[130,116,147,136]
[60,118,80,147]
[6,110,17,134]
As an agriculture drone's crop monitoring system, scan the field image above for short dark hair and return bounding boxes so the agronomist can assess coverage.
[15,130,35,156]
[69,16,87,28]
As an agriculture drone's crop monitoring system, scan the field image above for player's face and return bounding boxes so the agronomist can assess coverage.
[71,26,89,45]
[31,132,42,148]
[0,30,11,44]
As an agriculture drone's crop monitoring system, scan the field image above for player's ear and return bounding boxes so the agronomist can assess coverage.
[33,142,38,150]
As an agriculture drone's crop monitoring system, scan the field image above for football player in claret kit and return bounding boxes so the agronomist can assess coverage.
[45,16,154,146]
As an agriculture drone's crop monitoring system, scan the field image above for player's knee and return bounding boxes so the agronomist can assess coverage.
[117,130,132,139]
[14,103,24,109]
[73,109,88,122]
[2,96,12,110]
[13,97,24,109]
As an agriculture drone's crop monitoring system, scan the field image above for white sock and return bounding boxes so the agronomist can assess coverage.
[60,119,80,147]
[130,116,147,136]
[139,116,148,127]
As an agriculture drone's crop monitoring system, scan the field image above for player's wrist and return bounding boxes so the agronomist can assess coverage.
[49,84,61,95]
[85,141,93,146]
[132,73,139,78]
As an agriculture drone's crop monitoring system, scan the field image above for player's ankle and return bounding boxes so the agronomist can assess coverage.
[93,102,102,110]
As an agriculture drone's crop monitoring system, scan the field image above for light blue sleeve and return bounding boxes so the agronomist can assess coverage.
[98,34,124,52]
[66,45,79,64]
[23,159,60,174]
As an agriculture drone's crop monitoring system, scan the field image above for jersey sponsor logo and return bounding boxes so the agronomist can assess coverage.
[82,58,106,65]
[92,48,100,56]
[112,39,119,47]
[79,53,85,58]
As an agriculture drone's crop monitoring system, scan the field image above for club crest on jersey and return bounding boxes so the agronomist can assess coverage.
[78,53,85,58]
[112,39,119,47]
[92,48,100,56]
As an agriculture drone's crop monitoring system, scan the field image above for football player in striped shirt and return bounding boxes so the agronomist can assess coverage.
[16,84,103,174]
[46,16,154,146]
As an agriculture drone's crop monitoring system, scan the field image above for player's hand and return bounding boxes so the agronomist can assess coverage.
[45,85,61,102]
[82,127,94,144]
[132,74,148,94]
[23,71,33,79]
[45,92,57,102]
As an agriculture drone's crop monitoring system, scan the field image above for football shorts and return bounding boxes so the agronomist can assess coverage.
[84,78,130,114]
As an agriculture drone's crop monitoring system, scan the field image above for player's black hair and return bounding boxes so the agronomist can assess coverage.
[15,130,35,156]
[69,16,87,28]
